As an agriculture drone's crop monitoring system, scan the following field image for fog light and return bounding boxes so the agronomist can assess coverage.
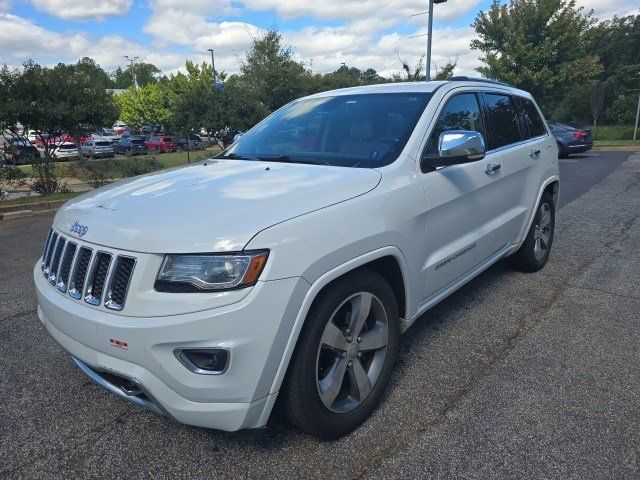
[175,348,229,375]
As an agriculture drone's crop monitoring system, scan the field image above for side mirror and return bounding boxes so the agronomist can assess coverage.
[421,130,486,171]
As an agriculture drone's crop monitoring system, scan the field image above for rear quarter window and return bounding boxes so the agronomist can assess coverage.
[483,93,522,150]
[515,96,547,139]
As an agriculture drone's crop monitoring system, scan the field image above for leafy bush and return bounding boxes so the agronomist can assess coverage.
[68,158,118,189]
[115,156,163,178]
[0,165,27,201]
[30,160,59,195]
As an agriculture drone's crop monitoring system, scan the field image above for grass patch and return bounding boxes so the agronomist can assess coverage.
[593,140,640,150]
[589,125,637,141]
[1,191,80,208]
[17,147,221,176]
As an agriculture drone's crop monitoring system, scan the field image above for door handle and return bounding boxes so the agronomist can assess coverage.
[530,149,541,158]
[484,163,501,174]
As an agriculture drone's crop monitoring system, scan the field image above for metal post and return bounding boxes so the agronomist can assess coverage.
[124,56,139,90]
[426,0,434,81]
[207,49,216,85]
[634,92,640,141]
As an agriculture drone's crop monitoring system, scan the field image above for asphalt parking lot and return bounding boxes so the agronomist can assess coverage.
[1,151,639,479]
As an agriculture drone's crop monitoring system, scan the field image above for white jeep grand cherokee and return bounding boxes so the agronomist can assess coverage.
[35,78,559,438]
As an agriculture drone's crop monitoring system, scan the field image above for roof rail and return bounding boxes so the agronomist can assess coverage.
[448,76,515,88]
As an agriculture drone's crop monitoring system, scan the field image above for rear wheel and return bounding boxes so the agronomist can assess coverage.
[557,142,566,158]
[283,270,400,438]
[507,191,555,272]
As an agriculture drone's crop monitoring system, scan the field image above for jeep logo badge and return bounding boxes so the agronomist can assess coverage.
[70,221,88,237]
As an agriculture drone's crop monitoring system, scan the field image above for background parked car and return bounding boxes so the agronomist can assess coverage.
[146,135,178,153]
[92,128,121,145]
[1,136,41,165]
[178,134,202,151]
[549,123,593,157]
[81,140,115,158]
[115,136,147,155]
[113,121,128,135]
[52,142,80,161]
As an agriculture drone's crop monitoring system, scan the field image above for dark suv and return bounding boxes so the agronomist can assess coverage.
[115,136,148,155]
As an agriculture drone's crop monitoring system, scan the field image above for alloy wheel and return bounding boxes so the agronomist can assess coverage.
[315,292,389,413]
[534,202,552,261]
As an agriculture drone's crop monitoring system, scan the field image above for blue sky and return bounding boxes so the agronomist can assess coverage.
[1,1,637,78]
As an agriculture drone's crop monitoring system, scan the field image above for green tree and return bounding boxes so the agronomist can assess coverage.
[112,62,161,89]
[116,82,175,131]
[72,57,113,88]
[585,14,640,125]
[240,30,310,112]
[471,0,602,116]
[8,61,118,157]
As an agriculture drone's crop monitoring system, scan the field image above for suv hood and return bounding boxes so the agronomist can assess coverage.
[54,159,381,253]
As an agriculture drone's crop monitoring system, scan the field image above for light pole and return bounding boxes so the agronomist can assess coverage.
[634,90,640,141]
[410,0,447,81]
[124,55,139,90]
[207,48,216,85]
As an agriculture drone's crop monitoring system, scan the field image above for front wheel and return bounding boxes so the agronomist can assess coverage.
[507,191,555,272]
[282,270,400,438]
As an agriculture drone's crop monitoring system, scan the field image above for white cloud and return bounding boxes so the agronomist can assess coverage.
[29,0,131,21]
[0,13,182,71]
[577,0,639,18]
[239,0,482,23]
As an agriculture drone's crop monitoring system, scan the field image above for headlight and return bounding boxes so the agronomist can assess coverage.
[155,250,269,292]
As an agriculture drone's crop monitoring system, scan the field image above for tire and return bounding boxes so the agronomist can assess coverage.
[283,269,401,439]
[507,191,555,272]
[557,142,567,158]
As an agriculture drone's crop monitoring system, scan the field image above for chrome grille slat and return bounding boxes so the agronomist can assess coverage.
[105,256,136,311]
[41,229,53,271]
[56,242,77,292]
[43,232,59,277]
[48,237,66,285]
[40,230,137,311]
[69,247,93,300]
[84,252,112,306]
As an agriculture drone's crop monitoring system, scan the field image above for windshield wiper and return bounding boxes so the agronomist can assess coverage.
[257,155,328,166]
[215,152,259,161]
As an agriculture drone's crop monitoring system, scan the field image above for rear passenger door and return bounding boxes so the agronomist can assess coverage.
[418,91,504,301]
[480,92,548,246]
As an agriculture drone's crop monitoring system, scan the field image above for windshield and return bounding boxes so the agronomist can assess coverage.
[221,93,431,168]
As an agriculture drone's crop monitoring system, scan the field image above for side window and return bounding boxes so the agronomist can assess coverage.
[483,93,521,150]
[515,96,547,139]
[423,93,485,156]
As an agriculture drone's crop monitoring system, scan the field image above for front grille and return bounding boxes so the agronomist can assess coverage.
[41,229,136,310]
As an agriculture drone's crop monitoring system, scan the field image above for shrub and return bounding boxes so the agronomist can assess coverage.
[30,160,59,195]
[116,156,163,178]
[68,158,118,189]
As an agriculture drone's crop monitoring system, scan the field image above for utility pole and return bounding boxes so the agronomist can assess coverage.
[410,0,447,81]
[634,91,640,141]
[207,48,216,85]
[124,55,139,90]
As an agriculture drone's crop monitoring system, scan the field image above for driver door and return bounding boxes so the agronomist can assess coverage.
[418,91,504,301]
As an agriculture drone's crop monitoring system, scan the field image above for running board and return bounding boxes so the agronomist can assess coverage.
[411,244,512,324]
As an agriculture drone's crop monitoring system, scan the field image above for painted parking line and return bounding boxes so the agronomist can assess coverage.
[560,159,579,163]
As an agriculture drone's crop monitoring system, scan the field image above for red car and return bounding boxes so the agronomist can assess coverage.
[146,135,178,153]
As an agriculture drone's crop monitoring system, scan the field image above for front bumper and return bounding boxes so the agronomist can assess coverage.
[35,263,309,431]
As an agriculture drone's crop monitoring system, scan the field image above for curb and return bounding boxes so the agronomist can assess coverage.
[0,199,66,222]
